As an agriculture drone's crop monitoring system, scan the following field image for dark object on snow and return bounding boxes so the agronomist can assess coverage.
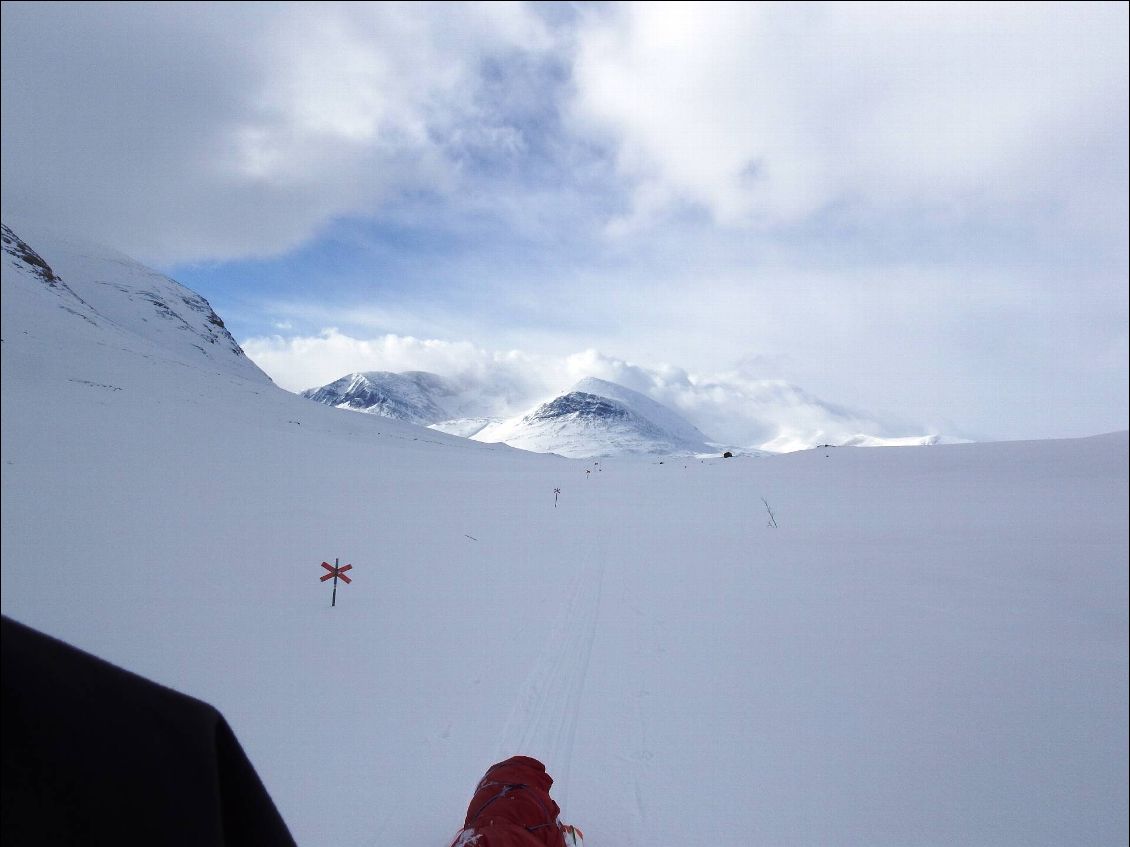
[451,756,566,847]
[723,451,733,458]
[1,615,296,847]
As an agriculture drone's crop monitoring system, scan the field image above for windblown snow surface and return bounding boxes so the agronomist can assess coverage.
[2,226,1127,846]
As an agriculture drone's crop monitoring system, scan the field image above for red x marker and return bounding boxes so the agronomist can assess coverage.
[319,559,354,607]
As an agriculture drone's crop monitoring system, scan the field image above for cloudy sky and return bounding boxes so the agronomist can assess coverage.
[2,1,1127,443]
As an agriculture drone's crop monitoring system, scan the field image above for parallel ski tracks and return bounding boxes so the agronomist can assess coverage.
[495,548,607,809]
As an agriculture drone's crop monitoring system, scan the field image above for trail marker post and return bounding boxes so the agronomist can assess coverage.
[554,487,561,507]
[320,558,353,607]
[762,498,778,529]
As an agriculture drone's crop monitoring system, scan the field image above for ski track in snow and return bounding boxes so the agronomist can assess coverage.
[4,226,1128,847]
[495,542,607,811]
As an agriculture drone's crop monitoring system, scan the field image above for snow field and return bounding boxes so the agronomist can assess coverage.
[2,232,1127,845]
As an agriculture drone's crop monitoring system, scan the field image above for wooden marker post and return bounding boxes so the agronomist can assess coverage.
[319,559,353,606]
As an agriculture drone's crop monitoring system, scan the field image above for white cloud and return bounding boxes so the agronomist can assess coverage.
[236,224,1127,443]
[570,2,1129,233]
[0,2,555,264]
[242,329,916,448]
[3,2,1125,443]
[242,329,558,416]
[3,2,1124,259]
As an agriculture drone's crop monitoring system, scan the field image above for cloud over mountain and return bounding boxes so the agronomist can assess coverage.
[284,333,944,452]
[3,3,1124,444]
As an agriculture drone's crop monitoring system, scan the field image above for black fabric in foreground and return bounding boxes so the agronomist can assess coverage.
[1,615,297,846]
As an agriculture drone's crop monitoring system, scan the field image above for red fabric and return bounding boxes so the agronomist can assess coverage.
[450,756,566,847]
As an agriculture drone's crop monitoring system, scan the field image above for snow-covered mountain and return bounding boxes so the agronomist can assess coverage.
[302,371,722,458]
[1,222,267,384]
[2,222,1127,847]
[301,371,456,425]
[569,377,712,447]
[301,365,958,456]
[471,377,718,458]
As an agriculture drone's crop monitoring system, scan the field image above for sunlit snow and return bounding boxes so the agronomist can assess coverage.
[2,225,1126,846]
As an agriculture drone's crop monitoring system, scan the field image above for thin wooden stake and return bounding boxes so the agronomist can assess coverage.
[762,498,778,529]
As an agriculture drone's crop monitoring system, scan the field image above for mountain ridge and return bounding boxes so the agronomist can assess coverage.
[302,370,455,426]
[300,369,722,458]
[298,367,964,457]
[2,221,268,385]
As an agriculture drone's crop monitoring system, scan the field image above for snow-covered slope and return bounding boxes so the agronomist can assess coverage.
[472,378,717,458]
[569,377,713,446]
[2,222,268,384]
[838,433,968,447]
[302,370,456,425]
[429,416,495,438]
[2,224,1127,847]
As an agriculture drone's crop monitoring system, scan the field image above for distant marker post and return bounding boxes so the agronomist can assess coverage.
[319,558,353,607]
[554,487,561,508]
